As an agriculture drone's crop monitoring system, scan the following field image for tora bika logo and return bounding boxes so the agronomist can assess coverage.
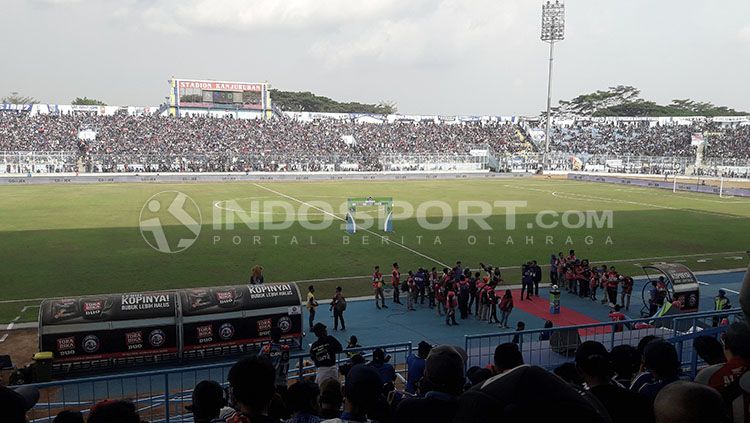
[139,191,202,253]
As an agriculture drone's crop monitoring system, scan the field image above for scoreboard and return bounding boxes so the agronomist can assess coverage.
[169,78,271,118]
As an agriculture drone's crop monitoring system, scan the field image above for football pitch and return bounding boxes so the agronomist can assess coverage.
[1,176,749,324]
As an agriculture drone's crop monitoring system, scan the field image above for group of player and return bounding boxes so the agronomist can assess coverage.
[370,261,527,327]
[550,250,635,309]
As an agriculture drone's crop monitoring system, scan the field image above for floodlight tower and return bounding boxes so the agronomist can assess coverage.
[541,1,565,169]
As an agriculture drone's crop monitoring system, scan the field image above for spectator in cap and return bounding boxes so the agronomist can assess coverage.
[187,380,228,423]
[405,341,432,394]
[226,355,280,423]
[454,365,610,423]
[318,379,343,420]
[310,323,343,386]
[635,340,685,403]
[695,322,750,423]
[88,400,142,423]
[285,381,323,423]
[322,364,382,423]
[0,385,40,423]
[654,381,728,423]
[368,348,396,385]
[492,342,524,375]
[395,345,465,423]
[575,341,652,423]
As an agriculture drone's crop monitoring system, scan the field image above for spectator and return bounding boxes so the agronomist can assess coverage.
[575,341,652,423]
[511,321,526,344]
[285,381,323,423]
[187,380,229,423]
[553,362,584,388]
[634,340,685,402]
[368,348,396,385]
[654,381,728,423]
[539,320,554,341]
[695,322,750,423]
[0,385,40,423]
[53,410,84,423]
[454,365,610,423]
[88,400,142,423]
[630,335,661,390]
[226,355,280,423]
[310,323,343,386]
[318,379,343,420]
[465,366,492,388]
[609,344,640,387]
[693,335,727,366]
[492,342,524,375]
[406,341,432,394]
[262,327,291,394]
[322,365,382,423]
[395,345,466,423]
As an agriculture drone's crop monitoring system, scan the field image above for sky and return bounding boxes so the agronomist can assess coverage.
[1,0,749,116]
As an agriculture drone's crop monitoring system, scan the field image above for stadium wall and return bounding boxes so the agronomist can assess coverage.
[567,172,750,197]
[0,170,531,185]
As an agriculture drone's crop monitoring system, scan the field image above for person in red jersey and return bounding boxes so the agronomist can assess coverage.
[372,265,387,310]
[391,262,402,305]
[620,276,634,311]
[608,305,627,332]
[445,290,458,326]
[604,266,620,306]
[695,322,750,423]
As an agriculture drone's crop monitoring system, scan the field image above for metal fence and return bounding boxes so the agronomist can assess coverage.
[465,309,743,376]
[23,342,412,423]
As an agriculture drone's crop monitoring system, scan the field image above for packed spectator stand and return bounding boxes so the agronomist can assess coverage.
[1,110,749,175]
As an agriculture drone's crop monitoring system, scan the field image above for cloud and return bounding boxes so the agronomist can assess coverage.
[739,26,750,43]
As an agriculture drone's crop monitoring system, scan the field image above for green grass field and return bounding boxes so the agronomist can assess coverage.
[1,177,749,323]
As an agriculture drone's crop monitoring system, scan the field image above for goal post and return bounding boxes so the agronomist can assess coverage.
[345,197,394,234]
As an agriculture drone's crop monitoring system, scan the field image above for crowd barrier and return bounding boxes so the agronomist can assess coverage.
[0,171,529,185]
[22,342,412,423]
[465,309,744,376]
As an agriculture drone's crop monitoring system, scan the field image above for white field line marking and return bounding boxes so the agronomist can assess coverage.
[0,334,7,343]
[252,182,450,268]
[11,316,20,322]
[723,288,741,294]
[7,322,14,330]
[698,281,709,286]
[504,184,744,218]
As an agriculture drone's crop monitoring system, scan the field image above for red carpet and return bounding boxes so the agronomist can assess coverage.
[510,289,609,336]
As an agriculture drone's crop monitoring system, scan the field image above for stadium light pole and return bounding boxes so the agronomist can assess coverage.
[541,1,565,170]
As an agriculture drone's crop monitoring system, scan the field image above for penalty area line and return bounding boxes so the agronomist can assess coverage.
[251,183,450,268]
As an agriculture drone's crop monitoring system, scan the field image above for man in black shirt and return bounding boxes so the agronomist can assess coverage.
[310,323,343,386]
[532,260,542,296]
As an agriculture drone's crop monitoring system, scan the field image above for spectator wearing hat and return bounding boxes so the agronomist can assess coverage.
[368,348,396,385]
[575,341,652,423]
[395,345,465,423]
[310,323,343,386]
[187,380,229,423]
[225,355,280,423]
[406,341,432,394]
[695,322,750,423]
[654,381,728,423]
[0,384,40,423]
[454,365,609,423]
[285,381,323,423]
[88,400,142,423]
[322,364,383,423]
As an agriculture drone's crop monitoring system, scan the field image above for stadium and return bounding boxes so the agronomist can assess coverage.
[2,1,750,423]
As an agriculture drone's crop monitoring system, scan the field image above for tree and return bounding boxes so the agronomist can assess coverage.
[269,89,396,114]
[2,92,38,104]
[553,86,747,117]
[72,97,107,106]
